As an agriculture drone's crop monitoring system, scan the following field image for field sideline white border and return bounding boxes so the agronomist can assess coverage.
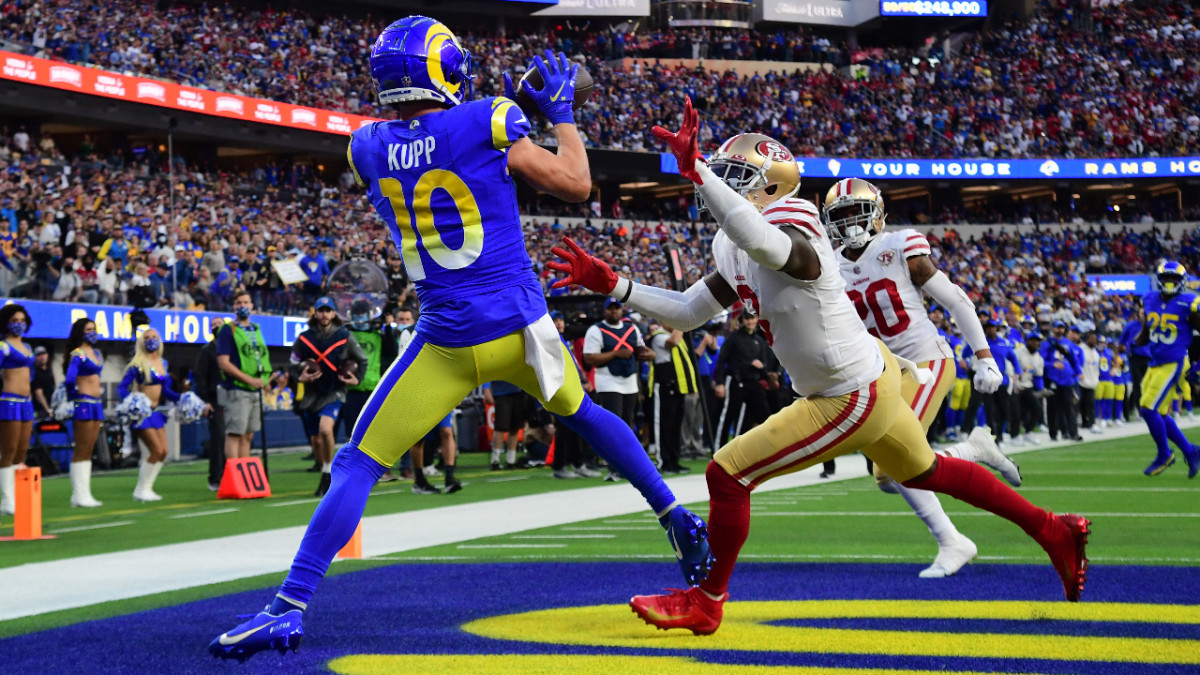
[0,419,1187,622]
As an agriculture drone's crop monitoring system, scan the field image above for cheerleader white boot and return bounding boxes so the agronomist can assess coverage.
[132,460,164,502]
[69,460,103,508]
[0,465,14,515]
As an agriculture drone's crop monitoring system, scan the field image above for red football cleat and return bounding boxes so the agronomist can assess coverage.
[629,587,727,635]
[1039,513,1091,602]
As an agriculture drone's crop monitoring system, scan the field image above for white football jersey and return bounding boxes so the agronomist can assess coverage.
[836,228,954,364]
[712,197,883,398]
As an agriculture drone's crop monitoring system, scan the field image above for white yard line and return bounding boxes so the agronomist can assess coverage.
[510,534,616,539]
[47,521,134,534]
[167,508,239,519]
[457,544,566,549]
[562,526,660,531]
[2,419,1193,621]
[0,464,848,621]
[265,497,323,508]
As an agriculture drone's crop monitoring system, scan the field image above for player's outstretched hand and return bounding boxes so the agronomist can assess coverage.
[548,237,619,293]
[973,356,1004,394]
[521,50,578,126]
[652,96,705,184]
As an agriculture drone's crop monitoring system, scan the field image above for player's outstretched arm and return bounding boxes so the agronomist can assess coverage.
[909,253,1001,392]
[508,133,590,203]
[654,97,818,280]
[507,51,590,203]
[548,237,735,330]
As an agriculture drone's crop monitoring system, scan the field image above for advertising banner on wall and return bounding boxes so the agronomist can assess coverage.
[534,0,649,15]
[758,0,879,26]
[661,153,1200,180]
[0,51,378,137]
[0,299,309,347]
[1086,274,1152,296]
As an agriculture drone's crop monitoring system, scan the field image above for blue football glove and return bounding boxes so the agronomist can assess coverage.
[502,71,518,102]
[520,49,578,126]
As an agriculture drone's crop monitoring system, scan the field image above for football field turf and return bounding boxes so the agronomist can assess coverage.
[1,425,1197,673]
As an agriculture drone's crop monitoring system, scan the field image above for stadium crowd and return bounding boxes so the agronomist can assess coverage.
[0,128,1198,328]
[0,0,1196,157]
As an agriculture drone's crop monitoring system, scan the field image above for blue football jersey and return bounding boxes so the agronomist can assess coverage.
[949,335,968,378]
[1142,291,1200,366]
[348,97,541,347]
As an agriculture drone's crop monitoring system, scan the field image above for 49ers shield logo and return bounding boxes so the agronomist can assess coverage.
[755,140,793,162]
[877,250,895,266]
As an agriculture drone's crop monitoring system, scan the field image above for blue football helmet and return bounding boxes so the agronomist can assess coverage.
[1157,261,1187,296]
[370,16,473,107]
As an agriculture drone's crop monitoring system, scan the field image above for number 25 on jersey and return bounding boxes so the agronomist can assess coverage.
[1146,312,1179,344]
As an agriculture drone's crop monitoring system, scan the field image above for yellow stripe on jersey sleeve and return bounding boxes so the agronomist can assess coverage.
[491,97,524,151]
[346,139,364,187]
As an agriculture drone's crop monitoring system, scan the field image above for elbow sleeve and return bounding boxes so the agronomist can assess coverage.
[695,164,791,270]
[625,279,726,332]
[922,270,989,354]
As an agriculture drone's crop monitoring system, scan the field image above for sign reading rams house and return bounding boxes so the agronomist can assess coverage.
[0,298,308,346]
[660,154,1200,180]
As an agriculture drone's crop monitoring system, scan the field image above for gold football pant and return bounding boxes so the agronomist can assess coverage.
[714,342,937,489]
[353,330,584,467]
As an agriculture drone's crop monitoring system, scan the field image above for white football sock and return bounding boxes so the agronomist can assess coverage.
[895,481,958,546]
[322,462,332,474]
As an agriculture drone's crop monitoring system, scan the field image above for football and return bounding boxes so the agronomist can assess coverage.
[338,360,359,379]
[301,359,321,377]
[513,63,593,118]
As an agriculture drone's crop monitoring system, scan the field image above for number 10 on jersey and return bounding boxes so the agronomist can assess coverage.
[379,171,484,281]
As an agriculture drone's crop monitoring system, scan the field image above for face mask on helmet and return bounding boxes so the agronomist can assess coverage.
[697,135,800,215]
[1159,273,1185,296]
[823,200,881,249]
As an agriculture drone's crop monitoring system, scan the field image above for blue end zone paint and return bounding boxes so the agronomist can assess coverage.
[2,562,1198,675]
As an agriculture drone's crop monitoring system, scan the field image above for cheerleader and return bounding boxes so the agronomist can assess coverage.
[119,327,199,502]
[0,304,35,516]
[64,317,105,508]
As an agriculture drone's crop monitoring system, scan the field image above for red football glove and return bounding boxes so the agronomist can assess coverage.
[652,95,705,185]
[547,237,619,293]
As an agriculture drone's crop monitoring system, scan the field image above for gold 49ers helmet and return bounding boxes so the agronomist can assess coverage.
[699,133,801,214]
[823,178,886,249]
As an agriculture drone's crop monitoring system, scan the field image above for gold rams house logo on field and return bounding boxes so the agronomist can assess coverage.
[325,600,1200,675]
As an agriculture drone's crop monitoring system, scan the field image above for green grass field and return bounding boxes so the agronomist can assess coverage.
[2,427,1198,640]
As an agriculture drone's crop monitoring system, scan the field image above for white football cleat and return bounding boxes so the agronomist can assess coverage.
[133,489,163,502]
[919,534,978,578]
[967,427,1023,487]
[1007,435,1025,446]
[1023,433,1041,445]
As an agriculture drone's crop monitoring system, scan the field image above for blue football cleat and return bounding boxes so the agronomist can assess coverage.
[1183,445,1200,479]
[1144,453,1176,477]
[209,607,303,662]
[660,506,715,586]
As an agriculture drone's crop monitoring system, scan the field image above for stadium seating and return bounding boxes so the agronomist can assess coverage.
[0,0,1195,157]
